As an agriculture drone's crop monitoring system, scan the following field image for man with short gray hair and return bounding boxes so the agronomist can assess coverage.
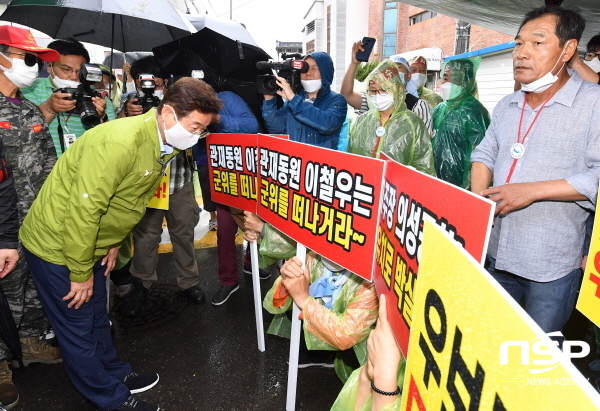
[471,6,600,334]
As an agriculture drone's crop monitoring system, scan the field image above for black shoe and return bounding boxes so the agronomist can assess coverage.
[242,265,271,280]
[211,284,239,306]
[123,279,148,317]
[183,285,205,304]
[122,372,159,394]
[113,395,159,411]
[297,349,335,369]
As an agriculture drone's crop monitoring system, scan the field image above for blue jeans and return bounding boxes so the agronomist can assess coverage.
[485,255,582,334]
[24,248,131,411]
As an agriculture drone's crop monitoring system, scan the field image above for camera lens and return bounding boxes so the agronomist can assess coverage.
[266,77,277,92]
[75,86,101,128]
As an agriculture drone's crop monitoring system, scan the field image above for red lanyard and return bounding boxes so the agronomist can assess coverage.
[504,93,554,184]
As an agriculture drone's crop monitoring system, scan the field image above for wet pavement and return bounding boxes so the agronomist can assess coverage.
[11,209,343,411]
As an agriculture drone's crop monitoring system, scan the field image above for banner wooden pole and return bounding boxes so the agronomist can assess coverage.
[286,243,306,411]
[250,240,266,352]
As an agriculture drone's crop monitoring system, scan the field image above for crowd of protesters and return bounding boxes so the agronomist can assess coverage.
[0,3,598,411]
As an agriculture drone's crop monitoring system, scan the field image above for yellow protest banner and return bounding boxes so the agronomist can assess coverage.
[147,165,170,210]
[576,204,600,327]
[400,220,600,411]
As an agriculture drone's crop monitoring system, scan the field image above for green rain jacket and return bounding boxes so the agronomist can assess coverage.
[330,361,406,411]
[348,60,436,177]
[432,58,490,189]
[20,109,176,282]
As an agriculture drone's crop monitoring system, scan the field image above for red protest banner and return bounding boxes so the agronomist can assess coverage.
[207,134,289,212]
[256,134,385,280]
[374,153,494,355]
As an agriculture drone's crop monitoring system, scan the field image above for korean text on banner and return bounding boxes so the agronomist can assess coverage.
[147,165,171,210]
[374,154,494,355]
[207,133,260,212]
[400,221,600,411]
[256,135,385,280]
[577,197,600,327]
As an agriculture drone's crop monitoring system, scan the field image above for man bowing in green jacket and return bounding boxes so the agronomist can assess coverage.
[19,77,221,411]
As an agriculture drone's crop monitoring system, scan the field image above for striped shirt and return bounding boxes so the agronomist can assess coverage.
[358,92,433,136]
[22,77,116,157]
[168,150,195,194]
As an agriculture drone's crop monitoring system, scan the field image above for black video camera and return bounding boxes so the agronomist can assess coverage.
[55,63,103,128]
[133,74,161,113]
[255,56,309,94]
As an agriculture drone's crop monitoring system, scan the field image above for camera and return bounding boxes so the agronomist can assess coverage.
[255,55,309,94]
[132,74,161,113]
[56,63,103,128]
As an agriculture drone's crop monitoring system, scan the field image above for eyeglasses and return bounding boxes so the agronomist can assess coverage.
[584,52,600,61]
[367,89,389,96]
[6,52,40,67]
[54,64,80,76]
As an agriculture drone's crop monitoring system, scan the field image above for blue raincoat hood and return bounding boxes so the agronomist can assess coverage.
[307,51,334,92]
[261,51,347,150]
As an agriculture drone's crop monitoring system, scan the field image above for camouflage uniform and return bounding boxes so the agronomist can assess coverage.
[0,92,56,361]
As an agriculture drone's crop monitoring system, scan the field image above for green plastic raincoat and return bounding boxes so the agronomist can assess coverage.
[330,360,406,411]
[260,225,378,383]
[409,55,443,108]
[432,58,490,189]
[348,60,436,177]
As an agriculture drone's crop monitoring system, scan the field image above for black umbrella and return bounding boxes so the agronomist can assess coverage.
[0,287,23,369]
[1,0,195,103]
[152,15,272,128]
[0,0,195,52]
[153,14,271,82]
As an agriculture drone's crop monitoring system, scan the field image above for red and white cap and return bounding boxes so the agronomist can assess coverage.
[0,26,59,62]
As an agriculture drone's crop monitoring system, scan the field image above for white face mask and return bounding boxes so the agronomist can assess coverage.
[162,105,200,150]
[51,65,80,89]
[398,73,408,84]
[369,93,394,111]
[301,79,322,93]
[153,89,164,99]
[411,73,427,89]
[440,82,463,101]
[584,58,600,73]
[519,45,567,93]
[0,53,39,89]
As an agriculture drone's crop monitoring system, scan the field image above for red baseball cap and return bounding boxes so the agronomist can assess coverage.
[0,26,59,62]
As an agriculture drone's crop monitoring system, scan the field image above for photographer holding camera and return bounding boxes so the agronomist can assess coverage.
[117,56,168,118]
[22,38,116,157]
[261,51,346,149]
